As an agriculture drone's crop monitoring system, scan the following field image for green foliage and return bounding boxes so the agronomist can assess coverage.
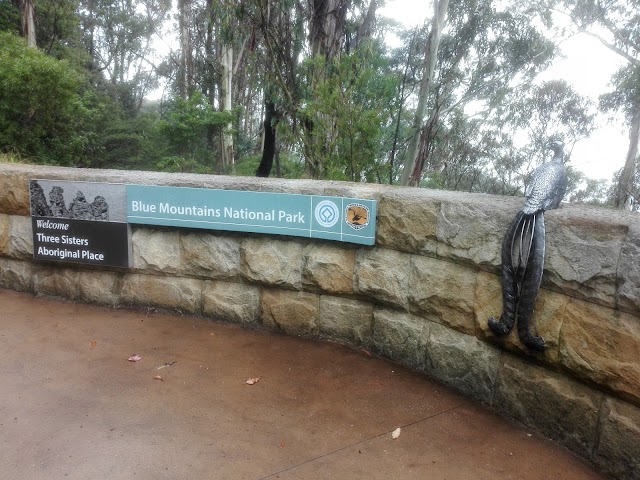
[234,151,306,179]
[0,0,20,34]
[158,93,235,173]
[0,32,95,165]
[300,47,399,181]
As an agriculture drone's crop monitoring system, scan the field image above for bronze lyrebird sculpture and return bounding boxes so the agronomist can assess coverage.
[488,141,567,352]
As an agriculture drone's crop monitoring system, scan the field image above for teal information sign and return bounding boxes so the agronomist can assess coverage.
[126,185,376,245]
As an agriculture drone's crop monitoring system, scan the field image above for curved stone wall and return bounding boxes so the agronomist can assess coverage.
[1,163,639,479]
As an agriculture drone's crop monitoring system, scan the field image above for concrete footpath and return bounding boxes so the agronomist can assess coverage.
[0,289,608,480]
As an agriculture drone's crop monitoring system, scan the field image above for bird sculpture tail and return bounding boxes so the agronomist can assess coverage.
[488,210,546,352]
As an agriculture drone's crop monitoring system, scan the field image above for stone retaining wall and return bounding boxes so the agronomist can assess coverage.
[1,163,639,479]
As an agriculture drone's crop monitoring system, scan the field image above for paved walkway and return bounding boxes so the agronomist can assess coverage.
[0,289,608,480]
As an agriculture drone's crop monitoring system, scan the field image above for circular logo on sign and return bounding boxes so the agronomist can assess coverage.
[315,200,340,228]
[345,203,370,230]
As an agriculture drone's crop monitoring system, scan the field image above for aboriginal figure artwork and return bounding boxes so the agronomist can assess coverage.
[488,141,567,352]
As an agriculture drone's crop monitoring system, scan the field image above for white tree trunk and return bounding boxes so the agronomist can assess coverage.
[22,0,36,48]
[615,108,640,209]
[398,0,449,186]
[221,45,234,169]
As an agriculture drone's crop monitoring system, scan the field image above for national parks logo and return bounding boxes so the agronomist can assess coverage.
[345,203,370,230]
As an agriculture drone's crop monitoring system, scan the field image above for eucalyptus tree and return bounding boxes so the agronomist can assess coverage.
[397,0,560,186]
[561,0,640,209]
[79,0,171,114]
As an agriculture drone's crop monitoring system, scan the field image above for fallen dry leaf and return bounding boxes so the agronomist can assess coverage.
[152,375,164,382]
[90,340,97,350]
[128,354,142,362]
[279,439,285,448]
[156,361,177,370]
[391,427,401,439]
[246,377,260,385]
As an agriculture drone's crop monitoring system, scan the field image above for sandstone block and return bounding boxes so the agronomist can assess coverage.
[354,248,410,308]
[0,170,30,215]
[376,193,439,255]
[426,323,500,404]
[0,257,33,291]
[0,214,10,256]
[302,244,355,295]
[593,398,640,480]
[544,213,626,308]
[474,271,569,363]
[436,201,512,269]
[241,238,303,289]
[203,281,260,325]
[318,296,373,345]
[181,232,241,279]
[409,256,477,335]
[7,215,33,259]
[372,308,429,369]
[260,289,319,336]
[120,274,202,314]
[494,354,602,458]
[132,228,180,273]
[618,223,640,315]
[33,267,79,300]
[77,270,119,305]
[559,298,640,403]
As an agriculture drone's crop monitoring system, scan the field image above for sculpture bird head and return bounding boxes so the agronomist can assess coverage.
[548,140,564,162]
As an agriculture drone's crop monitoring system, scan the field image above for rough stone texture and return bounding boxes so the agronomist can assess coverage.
[241,238,303,289]
[426,323,500,404]
[0,257,33,291]
[0,169,30,216]
[494,354,602,458]
[474,271,569,363]
[302,244,355,295]
[6,215,32,259]
[132,228,181,273]
[594,398,640,480]
[260,289,319,336]
[544,213,626,309]
[409,256,477,335]
[559,299,640,404]
[76,270,120,305]
[376,193,439,255]
[354,248,410,309]
[318,296,373,345]
[33,267,79,300]
[202,281,260,325]
[372,308,429,370]
[0,213,10,256]
[436,200,513,269]
[618,223,640,315]
[120,274,202,314]
[181,232,241,280]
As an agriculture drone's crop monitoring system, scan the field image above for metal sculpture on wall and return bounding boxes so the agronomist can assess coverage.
[488,140,568,352]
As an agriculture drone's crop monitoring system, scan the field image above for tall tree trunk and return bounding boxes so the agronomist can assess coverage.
[354,0,377,49]
[178,0,193,99]
[256,100,277,177]
[306,0,349,178]
[309,0,348,61]
[398,0,449,186]
[220,44,234,170]
[614,108,640,209]
[20,0,37,48]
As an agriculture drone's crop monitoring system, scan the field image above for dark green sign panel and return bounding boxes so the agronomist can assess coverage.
[126,185,376,245]
[29,179,131,267]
